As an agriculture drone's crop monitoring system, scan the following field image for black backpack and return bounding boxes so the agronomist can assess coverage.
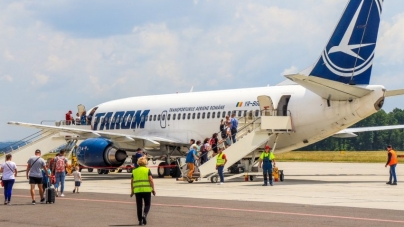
[221,126,228,139]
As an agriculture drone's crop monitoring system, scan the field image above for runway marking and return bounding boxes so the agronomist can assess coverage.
[13,194,404,224]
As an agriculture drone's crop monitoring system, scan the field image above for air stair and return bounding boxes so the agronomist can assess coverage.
[0,129,72,166]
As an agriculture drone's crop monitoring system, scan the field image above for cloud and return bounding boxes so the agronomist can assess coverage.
[31,73,49,86]
[0,75,13,82]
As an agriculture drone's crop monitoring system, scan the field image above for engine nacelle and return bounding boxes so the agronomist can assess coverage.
[77,138,127,168]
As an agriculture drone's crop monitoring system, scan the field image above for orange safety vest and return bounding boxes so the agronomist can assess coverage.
[389,150,398,166]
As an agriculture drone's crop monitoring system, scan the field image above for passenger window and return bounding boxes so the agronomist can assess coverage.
[141,116,145,122]
[227,111,231,117]
[202,112,205,119]
[207,112,210,119]
[153,115,156,121]
[197,113,201,119]
[238,111,242,117]
[149,115,152,121]
[212,112,216,119]
[158,115,161,121]
[244,110,247,117]
[192,113,195,119]
[255,110,259,117]
[187,113,191,119]
[181,113,185,120]
[222,111,226,118]
[173,114,176,120]
[162,115,165,121]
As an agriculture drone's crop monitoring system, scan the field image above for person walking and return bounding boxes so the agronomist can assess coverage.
[0,154,17,205]
[258,146,276,186]
[385,145,398,185]
[230,113,238,144]
[200,138,209,165]
[133,148,145,168]
[53,150,68,197]
[210,133,219,157]
[26,149,49,204]
[72,166,82,193]
[216,147,227,185]
[186,144,199,182]
[130,157,156,226]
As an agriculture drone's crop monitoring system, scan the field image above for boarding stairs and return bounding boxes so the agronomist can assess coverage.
[0,129,74,166]
[182,111,293,182]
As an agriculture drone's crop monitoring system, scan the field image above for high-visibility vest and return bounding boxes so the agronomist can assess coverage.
[132,166,152,193]
[217,153,225,166]
[261,152,275,161]
[389,150,398,166]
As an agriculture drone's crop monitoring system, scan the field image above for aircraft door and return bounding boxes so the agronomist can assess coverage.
[160,110,167,128]
[257,95,274,116]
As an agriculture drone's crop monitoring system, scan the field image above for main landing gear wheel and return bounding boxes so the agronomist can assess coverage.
[210,175,218,183]
[157,162,170,178]
[88,168,93,173]
[103,169,109,174]
[170,161,181,178]
[97,169,104,174]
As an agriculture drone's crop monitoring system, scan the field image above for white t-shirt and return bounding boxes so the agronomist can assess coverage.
[73,171,81,182]
[1,161,17,180]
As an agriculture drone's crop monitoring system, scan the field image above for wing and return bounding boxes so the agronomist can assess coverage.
[385,89,404,97]
[7,121,181,145]
[333,125,404,138]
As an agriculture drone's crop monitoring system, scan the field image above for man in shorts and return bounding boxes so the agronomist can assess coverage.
[26,149,49,205]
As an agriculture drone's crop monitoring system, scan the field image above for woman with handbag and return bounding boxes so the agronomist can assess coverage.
[0,154,18,205]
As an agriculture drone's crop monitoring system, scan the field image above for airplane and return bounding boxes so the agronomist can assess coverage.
[7,0,404,178]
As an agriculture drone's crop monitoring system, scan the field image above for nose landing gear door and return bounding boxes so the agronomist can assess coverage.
[160,110,167,128]
[257,95,274,116]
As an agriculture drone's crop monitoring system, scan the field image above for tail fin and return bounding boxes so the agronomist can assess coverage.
[307,0,383,85]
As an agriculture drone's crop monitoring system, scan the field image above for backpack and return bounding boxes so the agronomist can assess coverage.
[221,127,228,139]
[55,157,66,173]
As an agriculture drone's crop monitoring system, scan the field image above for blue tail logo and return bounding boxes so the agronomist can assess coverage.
[309,0,383,85]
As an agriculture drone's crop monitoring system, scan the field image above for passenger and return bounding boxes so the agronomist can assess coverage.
[210,133,219,157]
[75,113,81,125]
[258,146,276,186]
[186,144,199,182]
[216,147,227,185]
[200,138,209,165]
[189,139,195,149]
[86,112,93,125]
[50,153,59,175]
[41,162,51,196]
[130,157,156,226]
[81,111,87,125]
[26,149,49,204]
[230,113,238,144]
[196,140,202,155]
[133,148,145,168]
[225,122,232,148]
[72,166,82,193]
[220,119,226,140]
[0,154,17,205]
[225,115,231,125]
[65,110,73,125]
[53,150,68,197]
[385,145,398,185]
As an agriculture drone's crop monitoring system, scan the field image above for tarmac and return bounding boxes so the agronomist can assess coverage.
[1,162,404,226]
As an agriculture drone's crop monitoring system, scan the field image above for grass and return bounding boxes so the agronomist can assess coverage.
[275,151,404,163]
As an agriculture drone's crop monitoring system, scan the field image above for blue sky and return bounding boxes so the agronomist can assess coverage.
[1,0,404,141]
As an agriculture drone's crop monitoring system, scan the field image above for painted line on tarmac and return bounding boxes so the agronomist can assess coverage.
[13,194,404,224]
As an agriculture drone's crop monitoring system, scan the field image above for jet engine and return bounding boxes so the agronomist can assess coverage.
[77,138,127,168]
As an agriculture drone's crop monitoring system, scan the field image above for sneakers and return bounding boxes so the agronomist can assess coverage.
[391,182,398,185]
[216,182,224,185]
[32,200,36,205]
[40,198,45,204]
[73,189,76,193]
[262,183,268,186]
[386,182,392,185]
[61,194,65,197]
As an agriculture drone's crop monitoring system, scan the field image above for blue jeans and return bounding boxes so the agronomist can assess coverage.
[55,172,66,193]
[3,179,15,202]
[262,162,273,184]
[231,128,237,144]
[217,166,224,183]
[389,164,397,183]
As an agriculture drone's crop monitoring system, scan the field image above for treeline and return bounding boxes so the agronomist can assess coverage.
[299,108,404,151]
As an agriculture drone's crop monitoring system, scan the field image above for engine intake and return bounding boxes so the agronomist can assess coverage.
[77,138,127,168]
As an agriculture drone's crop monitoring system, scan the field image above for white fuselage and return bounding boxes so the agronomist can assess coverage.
[90,84,385,154]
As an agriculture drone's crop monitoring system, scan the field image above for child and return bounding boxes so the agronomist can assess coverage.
[42,163,52,196]
[72,166,82,193]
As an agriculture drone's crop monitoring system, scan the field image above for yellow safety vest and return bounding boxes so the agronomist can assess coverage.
[132,166,152,193]
[260,152,275,161]
[217,153,225,166]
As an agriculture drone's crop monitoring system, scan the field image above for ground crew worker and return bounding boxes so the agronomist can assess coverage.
[385,145,398,185]
[130,157,156,226]
[216,147,227,185]
[258,145,275,186]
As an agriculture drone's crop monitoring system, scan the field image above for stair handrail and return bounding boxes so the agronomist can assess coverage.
[0,129,56,155]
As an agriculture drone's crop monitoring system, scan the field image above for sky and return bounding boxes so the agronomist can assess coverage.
[1,0,404,141]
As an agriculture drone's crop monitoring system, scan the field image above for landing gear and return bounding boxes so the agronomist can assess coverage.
[170,161,181,178]
[97,169,109,174]
[157,162,170,178]
[88,168,93,172]
[126,165,133,173]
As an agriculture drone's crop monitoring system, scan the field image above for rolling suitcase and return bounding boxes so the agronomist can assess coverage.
[45,183,56,204]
